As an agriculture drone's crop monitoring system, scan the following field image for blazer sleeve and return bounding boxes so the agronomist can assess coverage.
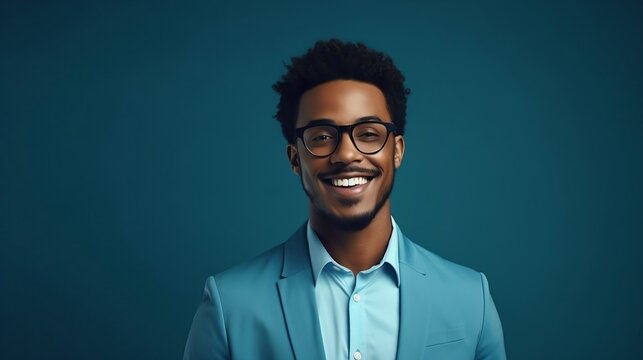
[183,276,230,360]
[475,273,507,360]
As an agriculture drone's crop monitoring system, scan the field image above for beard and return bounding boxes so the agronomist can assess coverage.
[301,170,395,232]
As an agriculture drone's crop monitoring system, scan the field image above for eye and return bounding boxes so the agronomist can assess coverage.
[305,127,336,147]
[360,131,379,138]
[355,128,382,141]
[312,134,334,142]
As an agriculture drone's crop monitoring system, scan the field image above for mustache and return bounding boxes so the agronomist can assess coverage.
[318,165,381,179]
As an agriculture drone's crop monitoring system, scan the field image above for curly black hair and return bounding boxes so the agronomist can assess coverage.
[272,39,411,143]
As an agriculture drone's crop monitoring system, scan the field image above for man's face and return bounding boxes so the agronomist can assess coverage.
[287,80,405,231]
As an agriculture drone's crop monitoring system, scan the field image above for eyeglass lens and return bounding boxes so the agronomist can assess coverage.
[303,122,389,156]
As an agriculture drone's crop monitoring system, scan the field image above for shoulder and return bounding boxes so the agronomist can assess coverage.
[213,241,286,290]
[195,241,287,323]
[205,224,308,307]
[403,239,507,359]
[402,236,483,283]
[400,235,493,314]
[186,237,297,359]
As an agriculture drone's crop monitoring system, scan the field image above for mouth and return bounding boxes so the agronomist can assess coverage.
[319,174,377,198]
[322,176,373,188]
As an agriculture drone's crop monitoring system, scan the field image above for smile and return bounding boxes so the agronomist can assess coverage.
[330,177,369,187]
[320,174,376,197]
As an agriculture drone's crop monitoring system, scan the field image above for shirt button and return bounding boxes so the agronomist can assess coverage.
[353,351,362,360]
[353,293,361,302]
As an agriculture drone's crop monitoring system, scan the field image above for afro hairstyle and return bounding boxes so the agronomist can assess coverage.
[272,39,411,143]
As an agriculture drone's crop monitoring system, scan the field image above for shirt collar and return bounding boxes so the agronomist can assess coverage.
[306,217,401,287]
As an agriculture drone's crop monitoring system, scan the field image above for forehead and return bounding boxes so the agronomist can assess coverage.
[296,80,390,128]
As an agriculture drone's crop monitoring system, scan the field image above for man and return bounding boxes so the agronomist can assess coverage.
[184,39,506,360]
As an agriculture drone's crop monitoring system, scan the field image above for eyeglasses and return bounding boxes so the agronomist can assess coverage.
[295,117,397,157]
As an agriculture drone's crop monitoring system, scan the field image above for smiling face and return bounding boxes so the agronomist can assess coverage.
[287,80,405,231]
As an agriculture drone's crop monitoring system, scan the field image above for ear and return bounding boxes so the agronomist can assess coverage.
[287,143,301,175]
[393,135,405,169]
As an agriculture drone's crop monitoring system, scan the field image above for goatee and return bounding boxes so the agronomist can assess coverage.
[301,172,395,232]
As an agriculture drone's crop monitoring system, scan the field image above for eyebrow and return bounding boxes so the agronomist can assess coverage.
[303,116,384,127]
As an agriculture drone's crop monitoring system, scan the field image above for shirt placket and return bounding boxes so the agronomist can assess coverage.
[348,272,367,360]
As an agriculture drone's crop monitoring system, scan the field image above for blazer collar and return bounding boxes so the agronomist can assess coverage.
[277,224,326,360]
[280,224,310,278]
[397,233,433,359]
[398,229,428,276]
[278,222,433,359]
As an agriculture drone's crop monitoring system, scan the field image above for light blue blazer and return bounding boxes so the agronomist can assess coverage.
[184,225,506,359]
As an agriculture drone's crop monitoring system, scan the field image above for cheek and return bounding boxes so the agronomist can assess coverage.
[372,151,396,173]
[299,158,322,187]
[373,155,396,188]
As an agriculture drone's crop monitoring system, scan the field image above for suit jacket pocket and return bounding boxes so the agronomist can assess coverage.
[425,327,465,348]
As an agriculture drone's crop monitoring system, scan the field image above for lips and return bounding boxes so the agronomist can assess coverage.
[321,174,375,187]
[330,176,369,187]
[317,165,381,200]
[318,173,376,200]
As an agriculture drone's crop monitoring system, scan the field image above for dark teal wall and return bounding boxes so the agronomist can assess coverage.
[2,1,642,359]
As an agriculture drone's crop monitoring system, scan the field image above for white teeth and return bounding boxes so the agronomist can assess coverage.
[331,177,369,187]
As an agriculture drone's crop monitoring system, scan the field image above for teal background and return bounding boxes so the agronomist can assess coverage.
[1,0,642,359]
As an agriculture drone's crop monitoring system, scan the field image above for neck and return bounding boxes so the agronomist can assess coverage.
[310,203,393,276]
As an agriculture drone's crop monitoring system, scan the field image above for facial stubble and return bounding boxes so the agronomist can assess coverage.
[299,162,395,232]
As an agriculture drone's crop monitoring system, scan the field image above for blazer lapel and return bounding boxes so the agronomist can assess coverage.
[277,225,326,360]
[396,234,432,359]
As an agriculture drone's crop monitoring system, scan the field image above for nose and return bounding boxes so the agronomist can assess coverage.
[329,131,362,164]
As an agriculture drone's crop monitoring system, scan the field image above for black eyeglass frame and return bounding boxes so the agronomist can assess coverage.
[294,117,398,157]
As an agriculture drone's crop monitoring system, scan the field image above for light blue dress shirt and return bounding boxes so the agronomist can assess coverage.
[306,218,401,360]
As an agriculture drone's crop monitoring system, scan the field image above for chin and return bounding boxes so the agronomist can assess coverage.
[302,173,395,232]
[319,210,376,232]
